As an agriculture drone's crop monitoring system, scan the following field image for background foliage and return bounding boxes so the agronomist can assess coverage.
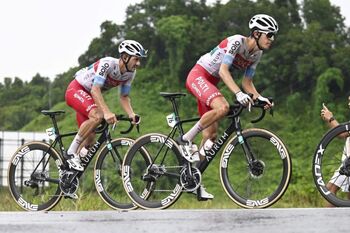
[1,0,350,209]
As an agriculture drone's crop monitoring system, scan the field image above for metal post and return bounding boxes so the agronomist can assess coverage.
[0,138,3,187]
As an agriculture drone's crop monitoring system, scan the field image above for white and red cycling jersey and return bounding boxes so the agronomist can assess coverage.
[75,56,135,94]
[65,57,136,126]
[187,35,263,116]
[197,34,262,79]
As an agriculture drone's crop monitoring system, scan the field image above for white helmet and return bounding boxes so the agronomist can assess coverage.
[249,14,279,33]
[118,40,148,57]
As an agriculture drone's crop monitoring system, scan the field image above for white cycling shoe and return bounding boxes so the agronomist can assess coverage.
[193,185,214,200]
[67,154,84,171]
[176,137,200,163]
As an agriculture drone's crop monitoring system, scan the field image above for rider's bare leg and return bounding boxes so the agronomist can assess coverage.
[183,96,229,142]
[78,133,96,154]
[68,108,103,155]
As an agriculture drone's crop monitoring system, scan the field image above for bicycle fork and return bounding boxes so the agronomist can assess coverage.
[236,130,265,178]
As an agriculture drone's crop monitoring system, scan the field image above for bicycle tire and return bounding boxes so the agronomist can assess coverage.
[8,141,63,211]
[220,128,292,208]
[122,133,184,210]
[94,137,151,210]
[312,123,350,207]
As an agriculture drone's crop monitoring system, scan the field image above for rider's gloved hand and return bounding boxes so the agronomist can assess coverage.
[130,114,141,125]
[257,95,274,109]
[235,91,253,106]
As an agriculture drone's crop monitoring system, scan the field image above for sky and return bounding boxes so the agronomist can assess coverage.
[0,0,349,83]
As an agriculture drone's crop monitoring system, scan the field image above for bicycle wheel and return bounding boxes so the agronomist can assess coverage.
[312,123,350,207]
[122,133,184,209]
[8,141,63,211]
[95,137,152,210]
[220,128,292,208]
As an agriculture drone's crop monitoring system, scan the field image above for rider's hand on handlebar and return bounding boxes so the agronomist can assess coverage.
[129,114,141,125]
[257,95,274,110]
[235,91,254,106]
[104,111,118,125]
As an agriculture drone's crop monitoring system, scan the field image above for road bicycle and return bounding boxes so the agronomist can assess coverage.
[8,110,150,211]
[122,92,292,209]
[312,122,350,206]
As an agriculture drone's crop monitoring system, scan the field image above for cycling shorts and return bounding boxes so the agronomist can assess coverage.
[186,64,222,116]
[65,79,97,126]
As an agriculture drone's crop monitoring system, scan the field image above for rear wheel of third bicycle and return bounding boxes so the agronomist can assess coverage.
[220,128,292,208]
[122,133,184,210]
[8,142,63,211]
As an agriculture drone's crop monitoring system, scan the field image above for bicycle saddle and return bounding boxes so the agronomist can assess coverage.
[160,92,186,99]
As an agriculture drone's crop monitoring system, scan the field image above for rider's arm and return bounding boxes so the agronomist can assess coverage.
[242,77,259,99]
[91,84,116,124]
[120,94,136,119]
[119,72,136,118]
[91,85,109,112]
[218,63,241,94]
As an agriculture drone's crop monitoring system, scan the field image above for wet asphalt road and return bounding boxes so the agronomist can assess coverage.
[1,208,350,233]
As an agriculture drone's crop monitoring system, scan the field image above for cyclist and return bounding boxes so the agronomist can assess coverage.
[65,39,147,171]
[321,100,350,207]
[178,14,278,199]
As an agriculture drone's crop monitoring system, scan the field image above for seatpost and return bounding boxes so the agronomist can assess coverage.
[49,115,61,135]
[170,97,185,135]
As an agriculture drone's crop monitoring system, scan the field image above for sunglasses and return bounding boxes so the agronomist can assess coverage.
[266,32,276,39]
[258,31,276,39]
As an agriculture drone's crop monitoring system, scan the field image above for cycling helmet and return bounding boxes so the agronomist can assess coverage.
[249,14,279,33]
[118,40,148,57]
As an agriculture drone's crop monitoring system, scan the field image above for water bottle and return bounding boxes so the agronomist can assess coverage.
[199,139,214,156]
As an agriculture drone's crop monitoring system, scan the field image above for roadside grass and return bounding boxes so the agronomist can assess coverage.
[2,184,326,212]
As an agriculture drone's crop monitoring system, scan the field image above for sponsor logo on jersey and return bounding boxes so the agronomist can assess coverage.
[232,54,254,70]
[99,63,109,76]
[228,41,241,55]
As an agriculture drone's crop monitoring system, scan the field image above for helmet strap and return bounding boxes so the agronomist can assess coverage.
[121,54,132,72]
[252,31,264,50]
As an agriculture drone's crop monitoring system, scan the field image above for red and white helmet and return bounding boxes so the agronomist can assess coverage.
[249,14,279,33]
[118,40,148,57]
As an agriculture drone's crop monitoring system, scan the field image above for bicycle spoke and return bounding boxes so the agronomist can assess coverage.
[123,133,184,209]
[220,129,291,208]
[8,142,63,211]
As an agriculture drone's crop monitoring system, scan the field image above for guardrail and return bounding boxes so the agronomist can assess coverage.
[0,131,48,186]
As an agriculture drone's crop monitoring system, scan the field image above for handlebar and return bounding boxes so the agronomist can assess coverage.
[227,97,274,123]
[95,114,140,134]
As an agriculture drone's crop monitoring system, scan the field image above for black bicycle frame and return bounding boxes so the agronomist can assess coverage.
[197,116,247,173]
[167,114,250,174]
[32,125,112,181]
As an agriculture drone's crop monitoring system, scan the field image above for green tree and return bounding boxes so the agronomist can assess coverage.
[156,15,193,85]
[78,21,124,67]
[314,67,344,113]
[303,0,346,34]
